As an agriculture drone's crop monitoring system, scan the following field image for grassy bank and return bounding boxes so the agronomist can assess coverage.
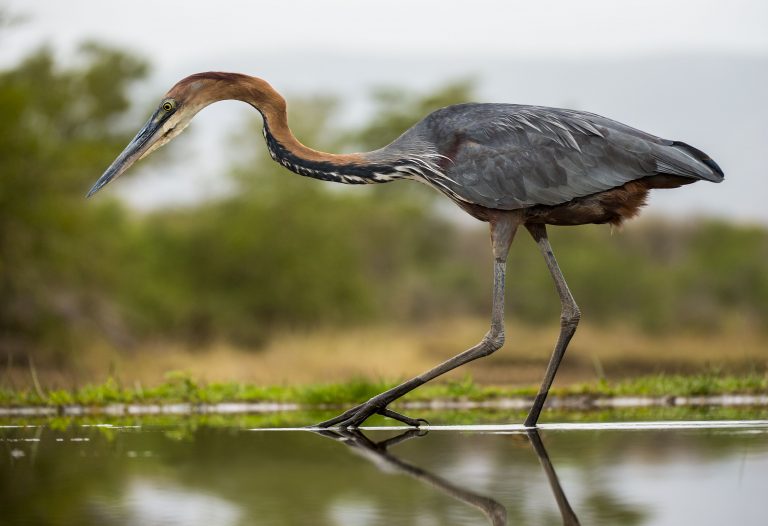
[1,370,766,409]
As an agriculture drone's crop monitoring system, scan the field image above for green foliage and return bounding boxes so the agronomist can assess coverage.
[496,220,768,333]
[582,371,768,397]
[0,43,149,360]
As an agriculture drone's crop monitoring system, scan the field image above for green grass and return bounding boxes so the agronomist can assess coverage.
[565,371,768,398]
[1,369,766,409]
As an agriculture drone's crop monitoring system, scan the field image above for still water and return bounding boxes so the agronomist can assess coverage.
[2,415,767,525]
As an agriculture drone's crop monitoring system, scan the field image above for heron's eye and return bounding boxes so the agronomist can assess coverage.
[162,100,176,113]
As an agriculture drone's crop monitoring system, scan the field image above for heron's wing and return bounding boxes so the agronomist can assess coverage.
[435,105,720,210]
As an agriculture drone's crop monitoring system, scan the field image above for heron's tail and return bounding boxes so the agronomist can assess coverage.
[654,141,724,183]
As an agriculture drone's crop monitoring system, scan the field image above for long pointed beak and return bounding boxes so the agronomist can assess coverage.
[87,113,162,198]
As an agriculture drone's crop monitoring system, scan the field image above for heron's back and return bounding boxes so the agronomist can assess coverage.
[393,103,723,217]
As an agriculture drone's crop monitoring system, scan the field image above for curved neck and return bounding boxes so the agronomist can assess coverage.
[257,96,361,167]
[228,76,404,184]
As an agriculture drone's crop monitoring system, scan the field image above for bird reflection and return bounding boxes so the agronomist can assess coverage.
[314,428,580,526]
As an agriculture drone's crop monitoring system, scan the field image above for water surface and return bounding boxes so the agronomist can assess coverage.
[2,415,767,525]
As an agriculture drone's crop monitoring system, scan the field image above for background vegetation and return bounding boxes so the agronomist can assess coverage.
[1,41,766,389]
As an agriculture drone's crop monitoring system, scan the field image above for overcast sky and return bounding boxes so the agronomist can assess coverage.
[3,0,767,222]
[4,0,767,62]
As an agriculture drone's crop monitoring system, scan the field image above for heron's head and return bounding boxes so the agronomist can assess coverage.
[88,72,275,197]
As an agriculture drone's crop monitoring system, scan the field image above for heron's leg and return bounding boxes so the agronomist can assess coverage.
[524,224,581,428]
[315,214,520,429]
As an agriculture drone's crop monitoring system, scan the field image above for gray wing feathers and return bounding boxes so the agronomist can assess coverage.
[483,108,604,153]
[427,105,721,210]
[652,142,724,182]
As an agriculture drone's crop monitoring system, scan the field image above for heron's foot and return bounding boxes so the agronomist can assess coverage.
[314,400,428,429]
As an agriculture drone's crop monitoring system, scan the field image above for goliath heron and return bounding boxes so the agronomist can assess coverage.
[88,72,724,428]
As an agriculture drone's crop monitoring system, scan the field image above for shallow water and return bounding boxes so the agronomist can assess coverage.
[2,415,767,525]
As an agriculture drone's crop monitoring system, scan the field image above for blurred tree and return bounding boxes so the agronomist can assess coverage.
[0,43,149,360]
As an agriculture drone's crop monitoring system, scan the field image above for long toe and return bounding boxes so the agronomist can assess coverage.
[378,408,429,427]
[314,399,426,429]
[337,406,429,429]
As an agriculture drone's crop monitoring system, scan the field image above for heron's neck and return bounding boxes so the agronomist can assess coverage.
[240,84,403,185]
[260,114,397,184]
